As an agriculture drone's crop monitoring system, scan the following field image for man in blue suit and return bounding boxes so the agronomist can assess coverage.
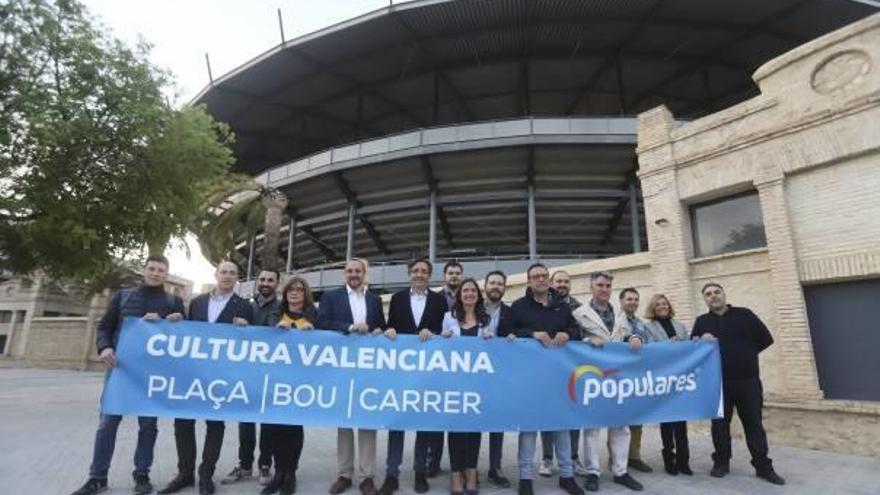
[159,261,253,495]
[319,258,386,495]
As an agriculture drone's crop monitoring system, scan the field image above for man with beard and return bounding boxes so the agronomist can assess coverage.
[442,261,464,310]
[481,270,516,489]
[222,269,281,487]
[319,258,386,495]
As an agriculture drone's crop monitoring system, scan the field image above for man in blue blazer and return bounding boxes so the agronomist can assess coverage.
[159,261,253,495]
[319,258,386,495]
[378,259,446,495]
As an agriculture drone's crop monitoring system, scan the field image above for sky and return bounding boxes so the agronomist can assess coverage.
[80,0,405,288]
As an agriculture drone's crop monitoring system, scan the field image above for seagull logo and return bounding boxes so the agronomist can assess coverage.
[567,365,618,401]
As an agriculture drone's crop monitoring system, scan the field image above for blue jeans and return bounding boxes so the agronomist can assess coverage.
[518,431,572,479]
[88,413,158,479]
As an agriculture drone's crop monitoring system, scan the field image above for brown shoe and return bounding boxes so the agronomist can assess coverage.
[359,478,377,495]
[329,477,352,494]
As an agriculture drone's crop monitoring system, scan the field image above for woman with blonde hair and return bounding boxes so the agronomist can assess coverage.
[643,294,692,476]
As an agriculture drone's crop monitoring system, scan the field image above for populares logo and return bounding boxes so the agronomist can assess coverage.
[568,364,697,405]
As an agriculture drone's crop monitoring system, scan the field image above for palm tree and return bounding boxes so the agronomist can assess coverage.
[193,174,288,272]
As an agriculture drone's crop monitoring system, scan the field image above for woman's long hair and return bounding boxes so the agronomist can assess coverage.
[452,278,489,327]
[279,276,316,316]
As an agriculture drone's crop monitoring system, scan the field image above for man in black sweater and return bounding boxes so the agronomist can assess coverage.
[510,263,584,495]
[691,282,785,486]
[71,254,185,495]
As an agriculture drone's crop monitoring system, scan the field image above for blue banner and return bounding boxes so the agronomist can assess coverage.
[102,318,722,431]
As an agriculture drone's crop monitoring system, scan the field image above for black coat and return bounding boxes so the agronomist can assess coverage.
[188,292,255,324]
[387,288,446,334]
[509,287,578,339]
[494,303,518,338]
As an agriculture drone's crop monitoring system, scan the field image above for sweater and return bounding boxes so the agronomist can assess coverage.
[96,284,184,353]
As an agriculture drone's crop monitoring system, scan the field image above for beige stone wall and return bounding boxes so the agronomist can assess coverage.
[24,317,92,369]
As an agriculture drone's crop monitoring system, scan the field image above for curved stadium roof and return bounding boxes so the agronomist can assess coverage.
[193,0,879,275]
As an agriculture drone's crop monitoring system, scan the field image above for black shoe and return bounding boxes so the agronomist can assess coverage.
[710,464,730,478]
[71,478,108,495]
[757,469,786,485]
[134,474,154,495]
[677,464,693,476]
[613,473,643,491]
[281,472,297,495]
[157,475,194,494]
[584,474,599,492]
[262,473,285,495]
[628,459,653,473]
[517,479,534,495]
[198,477,215,495]
[559,477,585,495]
[414,472,429,494]
[377,476,399,495]
[487,469,511,488]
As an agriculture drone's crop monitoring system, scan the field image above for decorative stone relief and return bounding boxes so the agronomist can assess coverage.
[811,50,872,96]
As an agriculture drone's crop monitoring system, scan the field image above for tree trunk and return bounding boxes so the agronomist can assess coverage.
[260,190,288,271]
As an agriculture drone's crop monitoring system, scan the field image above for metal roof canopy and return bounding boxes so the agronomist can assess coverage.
[194,0,879,176]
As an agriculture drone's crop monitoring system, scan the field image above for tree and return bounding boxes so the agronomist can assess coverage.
[194,174,288,273]
[0,0,234,282]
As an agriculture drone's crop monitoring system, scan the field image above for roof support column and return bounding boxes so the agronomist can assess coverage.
[528,183,537,261]
[346,202,356,260]
[629,180,641,252]
[286,214,297,273]
[246,236,255,281]
[429,190,438,264]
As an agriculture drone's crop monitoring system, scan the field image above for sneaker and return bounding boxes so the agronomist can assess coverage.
[584,474,599,492]
[487,469,511,488]
[133,474,154,495]
[559,477,585,495]
[259,467,273,485]
[757,469,786,485]
[517,479,534,495]
[221,466,253,485]
[71,478,108,495]
[157,475,194,494]
[573,459,588,477]
[612,473,643,491]
[377,476,398,495]
[414,472,429,494]
[538,459,553,477]
[628,459,653,473]
[710,464,730,478]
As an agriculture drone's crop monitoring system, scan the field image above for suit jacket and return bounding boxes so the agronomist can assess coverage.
[494,303,517,338]
[188,292,255,324]
[387,288,446,334]
[317,286,386,332]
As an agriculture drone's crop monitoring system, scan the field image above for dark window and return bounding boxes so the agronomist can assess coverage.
[0,335,6,354]
[804,279,880,401]
[0,311,10,324]
[690,192,767,258]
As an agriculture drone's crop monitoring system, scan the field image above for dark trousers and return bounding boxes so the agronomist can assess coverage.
[385,431,405,477]
[541,430,580,461]
[262,424,304,473]
[711,378,772,472]
[489,432,504,471]
[238,422,272,470]
[448,432,481,472]
[414,431,445,473]
[173,419,225,478]
[660,421,689,467]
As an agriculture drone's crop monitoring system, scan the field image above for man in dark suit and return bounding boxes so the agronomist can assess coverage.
[377,258,446,495]
[159,261,254,495]
[320,258,386,495]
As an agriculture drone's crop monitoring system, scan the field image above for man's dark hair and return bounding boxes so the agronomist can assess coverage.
[443,260,463,275]
[527,263,549,278]
[407,258,433,275]
[702,282,724,294]
[619,287,640,301]
[484,270,507,285]
[145,254,169,268]
[257,268,281,281]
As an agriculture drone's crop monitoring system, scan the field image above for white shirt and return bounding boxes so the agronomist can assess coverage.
[410,288,427,328]
[346,284,367,326]
[486,303,502,337]
[208,291,233,323]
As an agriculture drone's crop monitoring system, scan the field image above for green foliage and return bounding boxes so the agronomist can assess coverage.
[0,0,235,282]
